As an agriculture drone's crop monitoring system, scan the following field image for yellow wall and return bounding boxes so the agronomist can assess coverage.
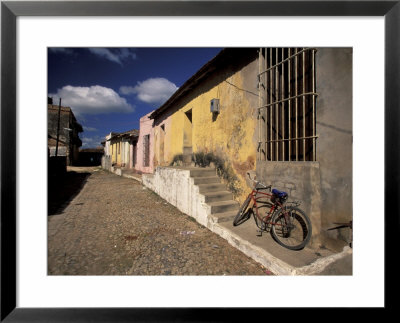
[111,141,121,165]
[117,142,121,164]
[153,60,258,202]
[111,142,116,164]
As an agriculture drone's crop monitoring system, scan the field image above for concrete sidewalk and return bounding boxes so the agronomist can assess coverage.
[213,218,352,275]
[121,169,143,183]
[122,168,352,275]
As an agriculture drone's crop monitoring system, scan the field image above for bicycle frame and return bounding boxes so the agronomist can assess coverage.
[235,175,311,250]
[248,187,289,230]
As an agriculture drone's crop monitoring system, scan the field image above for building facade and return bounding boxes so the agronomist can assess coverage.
[149,49,259,200]
[255,48,352,251]
[148,48,352,251]
[48,102,83,166]
[103,129,139,170]
[78,147,103,166]
[134,111,155,174]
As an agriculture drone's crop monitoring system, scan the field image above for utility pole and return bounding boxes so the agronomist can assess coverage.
[55,98,61,156]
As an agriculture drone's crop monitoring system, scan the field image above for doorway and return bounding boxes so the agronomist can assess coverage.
[183,109,193,166]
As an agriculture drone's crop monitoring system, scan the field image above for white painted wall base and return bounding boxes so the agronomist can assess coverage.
[141,166,352,275]
[142,167,215,228]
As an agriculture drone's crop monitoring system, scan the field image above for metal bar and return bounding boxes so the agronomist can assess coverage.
[258,48,317,76]
[264,48,268,161]
[268,48,274,161]
[264,48,268,160]
[266,49,268,161]
[258,48,262,161]
[282,48,285,161]
[261,48,264,160]
[275,48,279,161]
[295,48,298,161]
[258,92,318,110]
[302,48,306,161]
[265,135,319,143]
[312,49,316,161]
[288,48,291,161]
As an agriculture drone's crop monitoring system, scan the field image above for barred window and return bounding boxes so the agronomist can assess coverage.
[143,134,150,167]
[257,48,318,161]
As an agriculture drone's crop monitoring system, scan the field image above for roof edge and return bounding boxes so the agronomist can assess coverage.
[149,48,231,120]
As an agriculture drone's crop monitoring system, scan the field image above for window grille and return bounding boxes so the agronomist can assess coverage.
[257,48,318,161]
[143,135,150,167]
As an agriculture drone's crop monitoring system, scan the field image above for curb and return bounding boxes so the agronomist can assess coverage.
[105,167,143,183]
[211,222,352,275]
[111,168,352,275]
[212,223,295,275]
[122,174,142,183]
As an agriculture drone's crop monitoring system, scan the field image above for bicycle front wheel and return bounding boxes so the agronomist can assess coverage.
[233,195,251,226]
[271,206,312,250]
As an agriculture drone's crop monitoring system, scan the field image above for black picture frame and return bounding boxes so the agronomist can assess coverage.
[1,1,398,321]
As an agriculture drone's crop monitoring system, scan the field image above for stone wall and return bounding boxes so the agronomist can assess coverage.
[256,161,322,248]
[256,48,353,251]
[101,155,112,171]
[314,48,353,250]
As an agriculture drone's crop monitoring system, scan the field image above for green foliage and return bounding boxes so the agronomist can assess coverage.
[192,151,213,167]
[192,152,242,197]
[170,154,184,166]
[169,151,243,197]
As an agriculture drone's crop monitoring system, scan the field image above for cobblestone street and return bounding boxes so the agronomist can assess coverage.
[48,167,271,275]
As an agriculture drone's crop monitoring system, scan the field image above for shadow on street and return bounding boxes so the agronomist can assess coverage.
[48,171,91,216]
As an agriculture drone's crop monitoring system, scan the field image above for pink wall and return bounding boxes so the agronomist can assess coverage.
[129,143,134,169]
[135,111,154,173]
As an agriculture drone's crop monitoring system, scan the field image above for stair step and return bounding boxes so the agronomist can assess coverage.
[197,183,226,193]
[203,191,233,203]
[209,200,239,214]
[190,168,216,177]
[209,211,238,223]
[193,176,220,185]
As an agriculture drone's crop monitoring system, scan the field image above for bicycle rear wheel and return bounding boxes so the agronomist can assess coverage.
[271,206,312,250]
[233,195,251,226]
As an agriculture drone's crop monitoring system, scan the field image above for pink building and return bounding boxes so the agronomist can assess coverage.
[134,111,154,173]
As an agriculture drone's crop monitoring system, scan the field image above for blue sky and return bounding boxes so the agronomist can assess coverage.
[48,47,222,148]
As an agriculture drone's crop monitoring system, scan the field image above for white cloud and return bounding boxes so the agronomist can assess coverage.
[49,85,134,116]
[49,47,74,55]
[81,136,103,148]
[120,78,178,105]
[83,126,97,132]
[88,48,136,65]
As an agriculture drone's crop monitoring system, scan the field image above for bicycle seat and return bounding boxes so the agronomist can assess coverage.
[272,189,288,197]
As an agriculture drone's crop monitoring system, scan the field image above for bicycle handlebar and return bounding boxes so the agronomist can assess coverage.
[247,173,271,191]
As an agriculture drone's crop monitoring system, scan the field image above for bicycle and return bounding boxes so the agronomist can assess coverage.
[233,174,312,250]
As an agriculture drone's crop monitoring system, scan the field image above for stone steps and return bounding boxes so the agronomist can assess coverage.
[188,167,239,224]
[197,183,227,193]
[209,210,238,224]
[189,168,216,178]
[193,176,221,185]
[202,191,233,203]
[209,200,239,214]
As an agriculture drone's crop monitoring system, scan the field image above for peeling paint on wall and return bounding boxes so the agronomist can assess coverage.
[152,53,259,203]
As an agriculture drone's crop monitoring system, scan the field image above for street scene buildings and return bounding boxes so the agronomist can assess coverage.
[48,47,353,275]
[48,98,83,166]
